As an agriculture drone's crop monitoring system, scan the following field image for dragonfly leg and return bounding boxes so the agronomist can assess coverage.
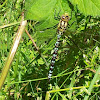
[54,9,61,20]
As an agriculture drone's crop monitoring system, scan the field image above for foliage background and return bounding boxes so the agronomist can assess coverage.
[0,0,100,99]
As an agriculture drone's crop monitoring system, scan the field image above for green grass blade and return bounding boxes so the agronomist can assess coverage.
[84,66,100,100]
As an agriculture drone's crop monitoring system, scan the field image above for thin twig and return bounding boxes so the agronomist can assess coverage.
[25,29,39,50]
[25,29,48,67]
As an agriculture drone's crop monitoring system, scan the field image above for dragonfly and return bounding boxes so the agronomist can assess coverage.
[48,13,70,81]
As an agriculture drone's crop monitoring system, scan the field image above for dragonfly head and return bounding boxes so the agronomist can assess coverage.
[61,13,70,22]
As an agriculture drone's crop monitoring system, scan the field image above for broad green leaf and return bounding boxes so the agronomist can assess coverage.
[25,0,72,30]
[70,0,100,17]
[25,0,56,21]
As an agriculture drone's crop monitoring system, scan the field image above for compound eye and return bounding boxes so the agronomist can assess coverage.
[62,16,65,19]
[66,16,68,17]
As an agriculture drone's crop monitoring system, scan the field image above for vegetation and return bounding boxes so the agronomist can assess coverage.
[0,0,100,99]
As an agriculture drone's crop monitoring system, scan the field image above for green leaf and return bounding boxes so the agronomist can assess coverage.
[38,58,44,64]
[70,0,100,17]
[25,0,56,21]
[25,0,72,30]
